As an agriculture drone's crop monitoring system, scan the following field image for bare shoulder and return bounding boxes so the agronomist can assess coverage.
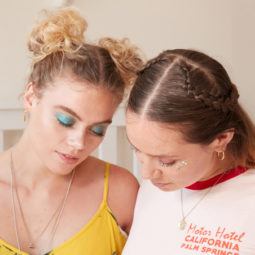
[71,156,140,232]
[108,163,139,190]
[107,163,140,233]
[108,164,139,206]
[82,156,139,191]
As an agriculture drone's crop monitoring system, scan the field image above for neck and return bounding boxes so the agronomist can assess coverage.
[200,157,235,181]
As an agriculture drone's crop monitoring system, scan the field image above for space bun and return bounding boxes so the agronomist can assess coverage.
[99,37,145,86]
[28,7,87,63]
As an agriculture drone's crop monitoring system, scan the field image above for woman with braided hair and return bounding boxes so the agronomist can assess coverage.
[123,49,255,254]
[0,7,144,255]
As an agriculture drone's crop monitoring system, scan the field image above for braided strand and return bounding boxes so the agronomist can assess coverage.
[180,63,238,113]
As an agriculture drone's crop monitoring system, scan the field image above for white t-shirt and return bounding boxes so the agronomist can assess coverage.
[123,169,255,255]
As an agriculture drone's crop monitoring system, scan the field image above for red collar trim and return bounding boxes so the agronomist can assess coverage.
[186,166,247,190]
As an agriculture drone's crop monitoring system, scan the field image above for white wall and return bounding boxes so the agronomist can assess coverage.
[232,1,255,116]
[0,0,69,109]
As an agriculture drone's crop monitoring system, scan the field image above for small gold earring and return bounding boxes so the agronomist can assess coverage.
[217,151,225,161]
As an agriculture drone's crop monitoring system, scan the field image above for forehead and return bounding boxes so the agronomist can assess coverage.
[43,75,108,97]
[39,75,118,122]
[126,111,187,155]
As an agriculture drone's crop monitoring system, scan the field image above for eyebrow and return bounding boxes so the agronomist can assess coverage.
[54,105,112,125]
[126,135,177,158]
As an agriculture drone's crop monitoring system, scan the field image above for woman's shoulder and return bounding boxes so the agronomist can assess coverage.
[108,163,139,188]
[227,167,255,185]
[76,156,139,231]
[84,155,139,189]
[88,157,140,232]
[106,161,140,208]
[246,168,255,175]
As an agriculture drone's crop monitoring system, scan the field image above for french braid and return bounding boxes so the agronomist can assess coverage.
[179,62,239,113]
[141,51,240,113]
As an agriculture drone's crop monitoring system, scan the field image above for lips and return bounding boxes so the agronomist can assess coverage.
[56,151,79,164]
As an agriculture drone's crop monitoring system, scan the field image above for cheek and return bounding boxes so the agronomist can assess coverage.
[85,136,104,151]
[192,151,214,169]
[30,106,53,130]
[29,110,64,145]
[180,154,213,183]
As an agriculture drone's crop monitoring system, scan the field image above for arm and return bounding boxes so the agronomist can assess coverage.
[108,165,140,233]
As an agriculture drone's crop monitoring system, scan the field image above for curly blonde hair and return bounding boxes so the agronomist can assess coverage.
[27,7,145,100]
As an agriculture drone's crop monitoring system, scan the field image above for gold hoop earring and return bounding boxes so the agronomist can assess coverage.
[217,151,225,161]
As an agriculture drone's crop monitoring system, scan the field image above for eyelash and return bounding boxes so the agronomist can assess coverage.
[90,128,105,137]
[131,146,176,168]
[159,161,176,168]
[55,112,107,137]
[56,114,75,128]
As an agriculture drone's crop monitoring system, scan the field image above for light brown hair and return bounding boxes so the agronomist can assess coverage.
[128,49,255,168]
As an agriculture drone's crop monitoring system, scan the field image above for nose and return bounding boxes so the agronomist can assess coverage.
[67,130,86,150]
[138,154,162,180]
[140,165,162,180]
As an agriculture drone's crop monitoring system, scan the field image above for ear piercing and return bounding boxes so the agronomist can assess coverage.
[217,151,225,161]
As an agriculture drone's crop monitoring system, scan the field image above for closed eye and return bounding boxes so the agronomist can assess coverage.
[159,160,176,168]
[90,125,107,137]
[55,112,75,127]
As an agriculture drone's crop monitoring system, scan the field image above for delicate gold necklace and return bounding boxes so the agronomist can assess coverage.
[179,171,226,230]
[10,151,76,252]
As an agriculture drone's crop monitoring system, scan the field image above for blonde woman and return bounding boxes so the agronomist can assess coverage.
[0,8,143,255]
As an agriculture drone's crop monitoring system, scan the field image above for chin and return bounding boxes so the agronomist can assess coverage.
[47,166,73,176]
[46,160,76,176]
[54,168,74,176]
[152,181,179,192]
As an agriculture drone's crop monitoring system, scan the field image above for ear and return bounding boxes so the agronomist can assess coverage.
[23,82,39,110]
[210,129,235,152]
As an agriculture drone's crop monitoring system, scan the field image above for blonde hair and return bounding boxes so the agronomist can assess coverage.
[27,7,144,100]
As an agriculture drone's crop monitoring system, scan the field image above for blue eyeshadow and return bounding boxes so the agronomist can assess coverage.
[55,112,75,127]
